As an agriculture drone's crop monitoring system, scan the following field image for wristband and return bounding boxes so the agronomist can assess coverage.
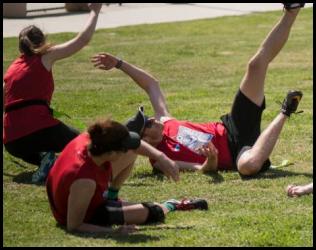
[105,187,119,201]
[115,59,123,69]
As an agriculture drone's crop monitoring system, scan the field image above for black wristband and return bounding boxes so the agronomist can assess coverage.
[115,59,123,69]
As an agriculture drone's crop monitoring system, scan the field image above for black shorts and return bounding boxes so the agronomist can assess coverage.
[4,122,80,165]
[220,89,271,172]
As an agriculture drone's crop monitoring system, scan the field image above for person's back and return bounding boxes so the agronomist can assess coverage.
[3,54,58,143]
[3,4,103,183]
[46,133,112,225]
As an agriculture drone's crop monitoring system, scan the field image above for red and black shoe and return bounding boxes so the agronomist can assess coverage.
[282,3,305,10]
[165,198,208,211]
[280,90,303,117]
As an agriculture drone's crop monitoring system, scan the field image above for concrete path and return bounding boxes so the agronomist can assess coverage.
[3,3,313,37]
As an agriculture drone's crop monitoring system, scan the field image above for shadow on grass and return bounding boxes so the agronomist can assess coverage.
[56,223,163,243]
[133,169,166,182]
[10,159,28,169]
[3,171,45,186]
[240,168,313,181]
[203,171,225,184]
[124,181,156,187]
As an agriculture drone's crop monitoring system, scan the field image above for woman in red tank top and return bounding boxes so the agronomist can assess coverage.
[47,118,207,234]
[3,4,103,184]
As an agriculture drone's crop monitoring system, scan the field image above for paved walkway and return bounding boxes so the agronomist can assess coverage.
[3,3,313,37]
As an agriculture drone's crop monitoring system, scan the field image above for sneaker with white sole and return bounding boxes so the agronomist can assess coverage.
[164,198,208,211]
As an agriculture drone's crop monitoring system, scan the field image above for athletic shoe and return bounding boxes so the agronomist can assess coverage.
[282,3,305,10]
[31,151,56,184]
[280,90,303,117]
[164,198,208,211]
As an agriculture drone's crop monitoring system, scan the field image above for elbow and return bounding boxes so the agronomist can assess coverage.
[76,33,92,48]
[146,79,160,93]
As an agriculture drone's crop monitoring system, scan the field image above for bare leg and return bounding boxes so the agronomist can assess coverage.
[237,113,287,175]
[236,8,301,176]
[122,203,169,225]
[240,8,300,106]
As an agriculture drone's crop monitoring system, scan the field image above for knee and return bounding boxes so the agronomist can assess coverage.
[247,53,267,72]
[141,202,165,224]
[237,153,262,176]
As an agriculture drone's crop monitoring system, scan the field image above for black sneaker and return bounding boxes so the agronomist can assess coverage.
[165,198,208,211]
[283,3,305,10]
[280,90,303,117]
[31,151,57,184]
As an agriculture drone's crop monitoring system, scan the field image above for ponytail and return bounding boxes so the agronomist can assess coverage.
[19,25,52,56]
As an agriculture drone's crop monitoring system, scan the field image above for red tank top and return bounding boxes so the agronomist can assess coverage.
[46,133,112,226]
[150,118,233,170]
[3,54,60,143]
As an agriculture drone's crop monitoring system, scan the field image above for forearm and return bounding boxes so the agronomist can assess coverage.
[77,10,100,45]
[134,140,164,161]
[119,60,159,92]
[118,60,170,117]
[304,183,313,194]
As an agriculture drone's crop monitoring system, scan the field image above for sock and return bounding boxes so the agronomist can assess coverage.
[107,187,119,200]
[163,201,176,212]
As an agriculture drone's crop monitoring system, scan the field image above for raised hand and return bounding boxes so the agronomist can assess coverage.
[88,3,103,13]
[91,53,120,71]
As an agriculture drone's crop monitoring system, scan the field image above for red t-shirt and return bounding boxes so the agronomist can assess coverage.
[46,133,112,226]
[3,54,60,143]
[150,118,233,170]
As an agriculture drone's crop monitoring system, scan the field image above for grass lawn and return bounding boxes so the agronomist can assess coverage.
[3,8,313,247]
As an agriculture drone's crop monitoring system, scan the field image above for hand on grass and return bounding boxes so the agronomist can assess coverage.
[286,183,313,197]
[156,155,180,182]
[199,142,218,172]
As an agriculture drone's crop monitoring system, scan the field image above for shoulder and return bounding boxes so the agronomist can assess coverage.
[159,116,175,124]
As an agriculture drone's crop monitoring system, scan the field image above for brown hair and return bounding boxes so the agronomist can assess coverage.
[88,118,130,156]
[19,25,52,56]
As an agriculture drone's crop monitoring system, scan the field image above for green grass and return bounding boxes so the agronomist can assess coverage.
[3,9,313,247]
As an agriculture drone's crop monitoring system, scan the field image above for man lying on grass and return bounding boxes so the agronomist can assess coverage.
[46,118,207,234]
[92,3,305,177]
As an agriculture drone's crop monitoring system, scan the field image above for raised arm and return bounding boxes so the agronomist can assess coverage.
[42,3,102,70]
[91,53,171,120]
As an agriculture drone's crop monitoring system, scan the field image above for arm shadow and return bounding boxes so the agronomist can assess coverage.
[56,223,162,243]
[203,171,225,184]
